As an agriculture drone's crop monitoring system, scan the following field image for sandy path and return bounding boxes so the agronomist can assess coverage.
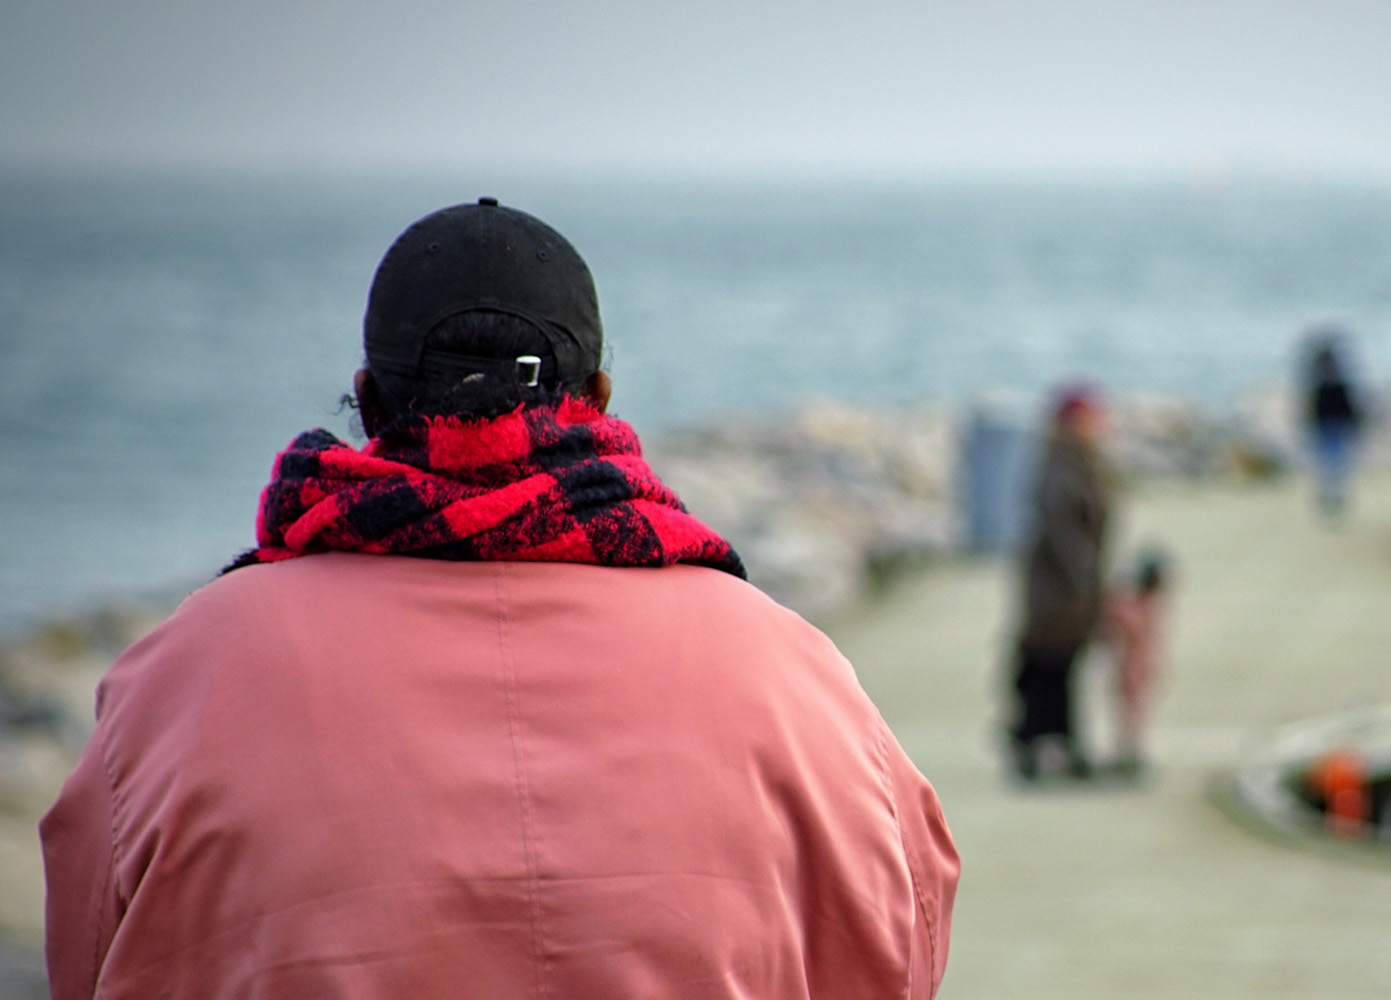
[829,471,1391,999]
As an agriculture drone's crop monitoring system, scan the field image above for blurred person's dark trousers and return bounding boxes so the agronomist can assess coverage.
[1008,643,1090,779]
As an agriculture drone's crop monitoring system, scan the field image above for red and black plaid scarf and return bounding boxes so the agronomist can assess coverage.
[225,398,744,578]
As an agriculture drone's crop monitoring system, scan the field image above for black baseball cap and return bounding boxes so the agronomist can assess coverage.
[364,197,603,390]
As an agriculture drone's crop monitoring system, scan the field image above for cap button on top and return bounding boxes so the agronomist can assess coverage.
[478,196,499,207]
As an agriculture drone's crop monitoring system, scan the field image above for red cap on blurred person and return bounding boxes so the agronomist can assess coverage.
[1053,382,1103,423]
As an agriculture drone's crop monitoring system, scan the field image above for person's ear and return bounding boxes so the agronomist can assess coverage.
[582,370,612,414]
[354,368,386,437]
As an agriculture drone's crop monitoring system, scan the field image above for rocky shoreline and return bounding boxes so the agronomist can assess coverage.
[648,384,1385,617]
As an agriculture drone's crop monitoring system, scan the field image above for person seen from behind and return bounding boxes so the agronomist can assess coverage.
[1302,330,1365,519]
[40,197,959,999]
[1006,384,1112,782]
[1102,549,1171,778]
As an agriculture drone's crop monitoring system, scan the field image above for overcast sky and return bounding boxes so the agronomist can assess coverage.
[4,0,1391,179]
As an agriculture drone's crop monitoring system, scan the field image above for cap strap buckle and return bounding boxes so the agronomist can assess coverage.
[516,355,541,388]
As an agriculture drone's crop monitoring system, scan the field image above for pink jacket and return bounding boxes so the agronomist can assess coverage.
[42,554,958,999]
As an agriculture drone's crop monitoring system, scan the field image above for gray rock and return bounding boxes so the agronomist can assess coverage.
[649,398,958,621]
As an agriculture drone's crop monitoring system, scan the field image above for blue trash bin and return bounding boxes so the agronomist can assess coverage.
[960,398,1036,552]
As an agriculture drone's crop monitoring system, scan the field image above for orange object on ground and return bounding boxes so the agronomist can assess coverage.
[1306,749,1370,834]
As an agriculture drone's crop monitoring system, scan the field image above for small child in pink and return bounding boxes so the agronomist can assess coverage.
[1103,552,1170,776]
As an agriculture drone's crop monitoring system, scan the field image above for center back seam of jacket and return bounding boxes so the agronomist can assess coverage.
[494,564,547,998]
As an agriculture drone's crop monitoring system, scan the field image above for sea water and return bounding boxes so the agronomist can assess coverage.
[3,168,1390,633]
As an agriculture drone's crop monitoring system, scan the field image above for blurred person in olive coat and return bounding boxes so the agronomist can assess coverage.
[1006,386,1111,781]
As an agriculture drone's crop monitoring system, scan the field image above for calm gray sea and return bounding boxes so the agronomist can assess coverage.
[3,168,1390,633]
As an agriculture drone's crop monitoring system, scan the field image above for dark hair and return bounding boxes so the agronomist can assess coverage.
[369,310,597,423]
[1136,551,1168,593]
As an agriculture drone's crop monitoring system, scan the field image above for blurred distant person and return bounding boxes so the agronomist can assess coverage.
[41,198,958,999]
[1102,549,1171,778]
[1006,385,1112,782]
[1302,331,1365,519]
